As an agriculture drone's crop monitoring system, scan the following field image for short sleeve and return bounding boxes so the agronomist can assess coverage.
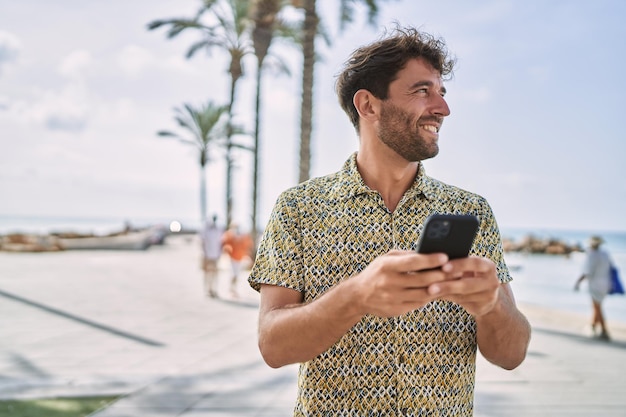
[471,198,512,284]
[248,190,304,292]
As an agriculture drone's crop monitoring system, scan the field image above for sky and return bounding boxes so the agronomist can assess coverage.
[1,0,625,234]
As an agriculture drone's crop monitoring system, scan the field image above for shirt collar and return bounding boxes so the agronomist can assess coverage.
[331,152,439,201]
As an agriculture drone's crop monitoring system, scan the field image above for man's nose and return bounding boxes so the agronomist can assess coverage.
[433,94,451,117]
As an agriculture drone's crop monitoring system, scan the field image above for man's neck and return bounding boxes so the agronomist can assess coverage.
[355,149,419,213]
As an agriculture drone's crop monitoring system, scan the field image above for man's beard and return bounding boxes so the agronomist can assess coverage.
[377,101,440,162]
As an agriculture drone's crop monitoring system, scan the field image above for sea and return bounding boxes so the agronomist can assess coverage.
[2,214,626,325]
[0,214,200,236]
[502,228,626,325]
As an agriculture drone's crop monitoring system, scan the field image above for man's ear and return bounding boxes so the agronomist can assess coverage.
[353,89,380,123]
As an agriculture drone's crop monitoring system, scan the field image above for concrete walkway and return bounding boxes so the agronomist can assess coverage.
[1,235,625,416]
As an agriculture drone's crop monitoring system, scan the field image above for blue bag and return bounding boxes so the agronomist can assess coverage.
[609,265,624,295]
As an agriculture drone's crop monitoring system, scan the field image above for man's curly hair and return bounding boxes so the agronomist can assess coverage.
[336,26,456,132]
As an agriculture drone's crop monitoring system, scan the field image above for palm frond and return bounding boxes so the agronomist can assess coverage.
[157,130,178,138]
[158,129,200,148]
[147,18,207,38]
[231,142,255,152]
[186,40,212,58]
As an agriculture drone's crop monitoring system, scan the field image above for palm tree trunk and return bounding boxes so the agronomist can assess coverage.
[200,164,207,224]
[298,0,318,183]
[226,77,237,228]
[226,130,233,225]
[252,62,263,246]
[225,146,233,228]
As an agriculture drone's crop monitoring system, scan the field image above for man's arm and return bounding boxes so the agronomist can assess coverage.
[574,274,587,291]
[474,284,531,370]
[258,281,363,368]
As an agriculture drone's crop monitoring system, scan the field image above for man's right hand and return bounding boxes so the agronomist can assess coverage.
[350,250,451,317]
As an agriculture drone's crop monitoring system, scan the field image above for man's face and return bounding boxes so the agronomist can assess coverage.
[377,58,450,162]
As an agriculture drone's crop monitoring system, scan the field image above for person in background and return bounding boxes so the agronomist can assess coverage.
[248,26,530,415]
[200,214,222,298]
[575,235,612,340]
[222,223,253,298]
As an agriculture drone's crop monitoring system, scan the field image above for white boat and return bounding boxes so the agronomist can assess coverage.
[58,229,156,251]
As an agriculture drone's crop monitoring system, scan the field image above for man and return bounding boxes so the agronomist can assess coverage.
[200,214,222,297]
[249,27,531,416]
[575,235,612,340]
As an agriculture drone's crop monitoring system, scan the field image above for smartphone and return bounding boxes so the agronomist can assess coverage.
[417,214,479,259]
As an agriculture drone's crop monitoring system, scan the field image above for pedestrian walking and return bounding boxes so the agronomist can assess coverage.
[200,214,222,298]
[575,235,613,340]
[222,223,253,298]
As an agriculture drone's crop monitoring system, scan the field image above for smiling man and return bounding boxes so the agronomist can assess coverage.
[249,27,531,416]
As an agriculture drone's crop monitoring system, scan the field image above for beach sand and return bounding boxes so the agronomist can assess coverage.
[1,234,626,416]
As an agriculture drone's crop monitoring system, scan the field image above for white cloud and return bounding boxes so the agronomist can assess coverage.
[162,54,205,76]
[6,82,91,132]
[93,97,138,125]
[58,49,93,79]
[116,45,154,76]
[3,80,140,133]
[0,30,21,75]
[114,44,205,78]
[40,83,91,131]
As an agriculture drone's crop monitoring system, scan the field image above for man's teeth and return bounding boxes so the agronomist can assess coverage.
[422,125,438,133]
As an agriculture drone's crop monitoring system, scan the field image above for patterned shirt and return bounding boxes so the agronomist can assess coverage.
[249,153,511,416]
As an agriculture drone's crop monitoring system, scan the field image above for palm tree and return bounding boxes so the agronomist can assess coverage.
[157,101,229,224]
[249,0,298,245]
[294,0,391,183]
[148,0,253,227]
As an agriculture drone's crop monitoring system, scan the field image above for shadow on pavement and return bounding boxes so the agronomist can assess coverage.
[0,288,165,347]
[532,325,626,349]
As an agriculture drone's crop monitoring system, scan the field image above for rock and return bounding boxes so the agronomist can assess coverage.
[502,234,583,255]
[0,233,63,252]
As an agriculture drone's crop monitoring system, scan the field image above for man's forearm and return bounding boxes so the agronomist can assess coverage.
[475,285,531,370]
[259,280,364,368]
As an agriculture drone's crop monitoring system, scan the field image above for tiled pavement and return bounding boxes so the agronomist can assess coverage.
[1,235,625,416]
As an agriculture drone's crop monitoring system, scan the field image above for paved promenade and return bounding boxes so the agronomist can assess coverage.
[1,235,626,416]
